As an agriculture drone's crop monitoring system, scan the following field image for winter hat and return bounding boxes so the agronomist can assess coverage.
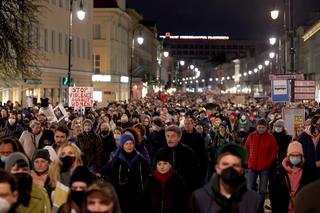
[153,118,164,128]
[120,134,135,148]
[83,119,93,127]
[40,98,49,108]
[5,152,30,173]
[274,119,285,127]
[154,151,173,165]
[287,141,303,156]
[70,166,94,186]
[217,143,247,166]
[32,149,51,163]
[219,121,227,128]
[257,118,267,127]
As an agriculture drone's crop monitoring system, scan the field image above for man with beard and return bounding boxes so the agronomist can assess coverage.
[4,152,51,213]
[188,143,262,213]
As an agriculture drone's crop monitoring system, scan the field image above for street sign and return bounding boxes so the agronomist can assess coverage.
[271,80,290,102]
[269,74,304,80]
[25,79,42,84]
[294,80,316,101]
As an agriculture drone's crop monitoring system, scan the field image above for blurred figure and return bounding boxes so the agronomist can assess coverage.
[85,182,122,213]
[269,141,315,213]
[0,170,19,213]
[295,179,320,212]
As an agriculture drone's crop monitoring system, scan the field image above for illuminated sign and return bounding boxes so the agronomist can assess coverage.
[92,75,111,82]
[120,76,129,83]
[160,34,229,40]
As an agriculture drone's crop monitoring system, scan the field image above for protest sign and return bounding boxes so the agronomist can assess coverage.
[53,103,68,122]
[68,87,93,108]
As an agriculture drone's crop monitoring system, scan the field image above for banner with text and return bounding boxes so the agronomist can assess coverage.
[68,87,94,108]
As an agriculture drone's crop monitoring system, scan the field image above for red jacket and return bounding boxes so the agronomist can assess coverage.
[245,131,277,171]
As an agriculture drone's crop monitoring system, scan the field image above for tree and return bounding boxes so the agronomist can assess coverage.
[0,0,42,81]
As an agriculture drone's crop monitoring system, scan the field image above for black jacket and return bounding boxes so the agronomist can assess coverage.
[99,131,116,164]
[111,150,150,213]
[141,172,188,213]
[157,143,200,191]
[146,129,167,162]
[268,163,316,213]
[188,174,262,213]
[181,129,208,183]
[272,131,292,164]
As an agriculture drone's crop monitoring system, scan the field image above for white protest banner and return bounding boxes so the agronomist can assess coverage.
[53,103,68,122]
[68,87,93,108]
[282,108,305,137]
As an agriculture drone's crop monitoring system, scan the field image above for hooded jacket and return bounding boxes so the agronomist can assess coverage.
[188,174,262,213]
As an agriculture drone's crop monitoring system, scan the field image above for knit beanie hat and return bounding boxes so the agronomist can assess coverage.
[83,119,93,127]
[217,143,247,166]
[287,141,303,156]
[274,119,285,127]
[154,151,173,165]
[70,166,94,186]
[32,149,51,163]
[153,118,164,128]
[5,152,30,173]
[257,118,267,127]
[120,134,135,148]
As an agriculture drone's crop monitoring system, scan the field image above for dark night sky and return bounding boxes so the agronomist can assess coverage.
[127,0,320,40]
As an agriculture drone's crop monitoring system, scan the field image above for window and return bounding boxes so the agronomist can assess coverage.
[65,0,69,10]
[51,30,55,53]
[93,24,101,39]
[59,0,63,8]
[44,29,48,51]
[58,32,62,53]
[93,55,101,74]
[27,24,33,47]
[34,26,40,49]
[87,41,91,59]
[77,37,80,57]
[82,39,85,59]
[65,34,68,54]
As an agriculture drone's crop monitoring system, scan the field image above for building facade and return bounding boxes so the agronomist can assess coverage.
[0,0,93,106]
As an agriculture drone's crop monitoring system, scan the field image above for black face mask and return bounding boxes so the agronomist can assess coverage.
[60,155,75,172]
[238,131,246,138]
[220,167,244,188]
[71,190,85,207]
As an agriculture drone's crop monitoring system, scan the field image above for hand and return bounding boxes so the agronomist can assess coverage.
[316,161,320,167]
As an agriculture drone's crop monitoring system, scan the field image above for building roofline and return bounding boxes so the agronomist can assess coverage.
[303,19,320,42]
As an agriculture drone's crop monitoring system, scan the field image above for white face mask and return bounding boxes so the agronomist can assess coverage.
[241,115,246,120]
[0,197,11,213]
[0,155,7,162]
[8,118,16,126]
[114,134,121,140]
[84,127,91,133]
[274,127,283,133]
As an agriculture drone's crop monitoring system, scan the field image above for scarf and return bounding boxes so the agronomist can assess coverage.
[153,168,173,184]
[118,150,140,168]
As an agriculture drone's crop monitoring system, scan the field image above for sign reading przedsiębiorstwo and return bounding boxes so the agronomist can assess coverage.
[68,87,93,108]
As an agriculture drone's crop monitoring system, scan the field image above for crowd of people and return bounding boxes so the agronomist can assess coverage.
[0,93,320,213]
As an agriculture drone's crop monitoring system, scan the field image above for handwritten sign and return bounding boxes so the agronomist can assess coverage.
[68,87,93,108]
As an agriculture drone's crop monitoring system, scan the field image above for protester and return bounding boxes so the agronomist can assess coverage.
[269,141,315,213]
[3,112,24,139]
[0,137,26,168]
[44,125,70,161]
[111,134,149,213]
[5,152,51,213]
[272,119,292,165]
[141,151,188,213]
[31,149,51,187]
[85,181,122,213]
[19,120,43,159]
[188,143,262,213]
[294,179,320,212]
[146,118,166,163]
[245,118,277,202]
[97,121,116,165]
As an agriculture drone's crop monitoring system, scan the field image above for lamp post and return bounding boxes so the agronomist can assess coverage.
[67,0,86,88]
[129,28,144,100]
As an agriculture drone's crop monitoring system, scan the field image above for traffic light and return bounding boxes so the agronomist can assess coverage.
[62,77,74,86]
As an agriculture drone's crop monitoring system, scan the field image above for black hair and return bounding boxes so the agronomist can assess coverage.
[55,124,70,137]
[0,169,17,192]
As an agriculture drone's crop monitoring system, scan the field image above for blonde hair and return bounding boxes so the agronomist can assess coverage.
[48,143,83,188]
[29,120,41,128]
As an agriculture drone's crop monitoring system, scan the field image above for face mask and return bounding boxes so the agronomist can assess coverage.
[8,118,16,125]
[101,130,109,135]
[0,155,7,162]
[274,127,283,133]
[238,131,246,138]
[289,156,302,166]
[241,115,246,120]
[220,167,244,188]
[0,197,11,213]
[114,134,121,140]
[84,127,91,133]
[60,155,75,172]
[71,190,85,207]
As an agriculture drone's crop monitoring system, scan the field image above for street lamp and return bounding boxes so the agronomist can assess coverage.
[269,37,277,45]
[269,52,275,59]
[264,60,270,66]
[67,0,86,88]
[258,65,263,70]
[129,28,144,100]
[179,60,185,66]
[163,51,169,58]
[190,65,194,70]
[270,9,279,20]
